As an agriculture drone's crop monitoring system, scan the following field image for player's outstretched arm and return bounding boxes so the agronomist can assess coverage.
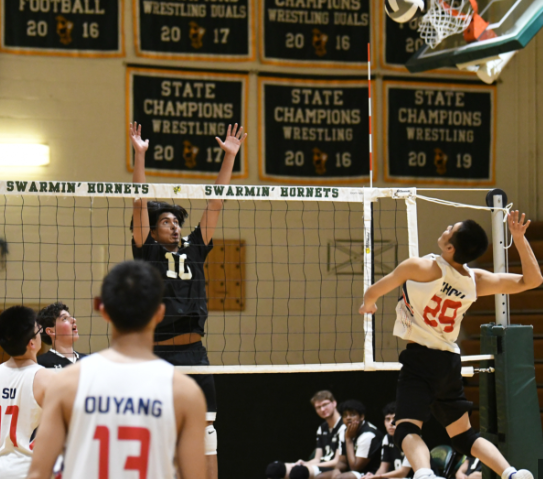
[130,121,151,248]
[359,256,441,315]
[174,372,207,479]
[200,123,247,245]
[27,367,79,479]
[474,210,543,297]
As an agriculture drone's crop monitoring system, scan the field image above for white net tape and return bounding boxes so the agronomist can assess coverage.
[418,0,474,48]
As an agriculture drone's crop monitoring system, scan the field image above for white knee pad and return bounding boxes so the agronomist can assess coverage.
[205,425,217,455]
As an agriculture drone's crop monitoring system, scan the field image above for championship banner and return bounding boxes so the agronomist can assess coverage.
[384,81,496,185]
[134,0,254,61]
[0,0,123,56]
[258,76,372,184]
[260,0,370,68]
[127,67,248,179]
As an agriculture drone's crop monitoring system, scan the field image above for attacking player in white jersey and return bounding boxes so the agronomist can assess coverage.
[359,211,543,479]
[26,260,207,479]
[0,306,53,479]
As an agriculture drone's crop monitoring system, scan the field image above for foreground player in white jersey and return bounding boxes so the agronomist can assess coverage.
[359,211,543,479]
[27,261,207,479]
[0,306,53,479]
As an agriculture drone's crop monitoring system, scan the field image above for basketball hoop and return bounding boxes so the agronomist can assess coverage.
[418,0,474,48]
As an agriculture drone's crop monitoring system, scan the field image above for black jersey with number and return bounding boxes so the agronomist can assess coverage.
[316,418,345,462]
[381,434,411,473]
[339,420,383,473]
[37,350,86,369]
[132,226,213,341]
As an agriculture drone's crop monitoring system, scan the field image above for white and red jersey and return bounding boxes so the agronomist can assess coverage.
[63,354,177,479]
[0,362,43,479]
[393,254,477,353]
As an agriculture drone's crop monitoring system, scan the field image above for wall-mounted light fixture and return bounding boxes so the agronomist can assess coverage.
[0,143,50,167]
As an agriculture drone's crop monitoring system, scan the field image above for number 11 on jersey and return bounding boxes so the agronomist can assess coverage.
[165,252,192,280]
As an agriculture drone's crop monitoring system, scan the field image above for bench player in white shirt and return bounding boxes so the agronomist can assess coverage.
[359,211,543,479]
[0,306,53,479]
[27,260,207,479]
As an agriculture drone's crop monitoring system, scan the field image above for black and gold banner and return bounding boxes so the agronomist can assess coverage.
[134,0,254,61]
[1,0,123,56]
[260,0,370,68]
[258,76,372,184]
[384,81,496,185]
[127,67,248,179]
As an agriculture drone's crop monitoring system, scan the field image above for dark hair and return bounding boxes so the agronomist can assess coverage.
[382,402,396,416]
[339,399,366,417]
[449,220,488,264]
[101,261,164,332]
[0,306,37,356]
[130,201,188,232]
[149,201,188,231]
[37,302,69,345]
[310,390,336,405]
[266,461,286,479]
[289,465,310,479]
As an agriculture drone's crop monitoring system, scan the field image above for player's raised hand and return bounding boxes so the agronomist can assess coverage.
[508,210,531,240]
[129,121,149,154]
[215,123,247,157]
[359,302,378,315]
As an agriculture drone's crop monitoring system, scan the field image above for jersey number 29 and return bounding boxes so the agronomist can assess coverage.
[94,425,150,479]
[423,295,462,333]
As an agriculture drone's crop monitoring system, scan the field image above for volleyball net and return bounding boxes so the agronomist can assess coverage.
[0,181,507,374]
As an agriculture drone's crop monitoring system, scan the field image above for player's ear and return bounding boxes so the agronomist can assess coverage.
[153,303,166,325]
[99,303,112,323]
[46,326,55,338]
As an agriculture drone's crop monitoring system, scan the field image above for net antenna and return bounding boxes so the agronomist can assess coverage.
[367,43,373,189]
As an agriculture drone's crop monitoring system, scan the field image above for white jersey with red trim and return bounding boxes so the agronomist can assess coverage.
[0,362,43,479]
[393,254,477,353]
[63,353,177,479]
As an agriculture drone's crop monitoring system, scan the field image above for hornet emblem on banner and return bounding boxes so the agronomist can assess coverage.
[312,147,328,175]
[189,21,206,49]
[56,15,74,45]
[183,140,199,169]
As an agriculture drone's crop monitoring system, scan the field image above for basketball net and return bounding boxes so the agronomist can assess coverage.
[418,0,474,48]
[418,0,500,49]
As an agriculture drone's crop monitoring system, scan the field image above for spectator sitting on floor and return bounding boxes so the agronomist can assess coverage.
[266,390,345,479]
[366,402,412,479]
[318,399,383,479]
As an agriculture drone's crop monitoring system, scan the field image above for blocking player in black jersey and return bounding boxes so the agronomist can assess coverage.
[266,390,345,479]
[37,303,86,369]
[129,121,247,479]
[323,400,383,479]
[366,403,412,479]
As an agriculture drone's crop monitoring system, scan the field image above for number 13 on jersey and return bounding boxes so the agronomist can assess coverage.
[94,425,150,479]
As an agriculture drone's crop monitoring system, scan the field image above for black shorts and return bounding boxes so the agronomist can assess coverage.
[154,341,217,416]
[395,343,472,427]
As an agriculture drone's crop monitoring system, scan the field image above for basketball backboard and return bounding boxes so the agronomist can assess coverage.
[406,0,543,74]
